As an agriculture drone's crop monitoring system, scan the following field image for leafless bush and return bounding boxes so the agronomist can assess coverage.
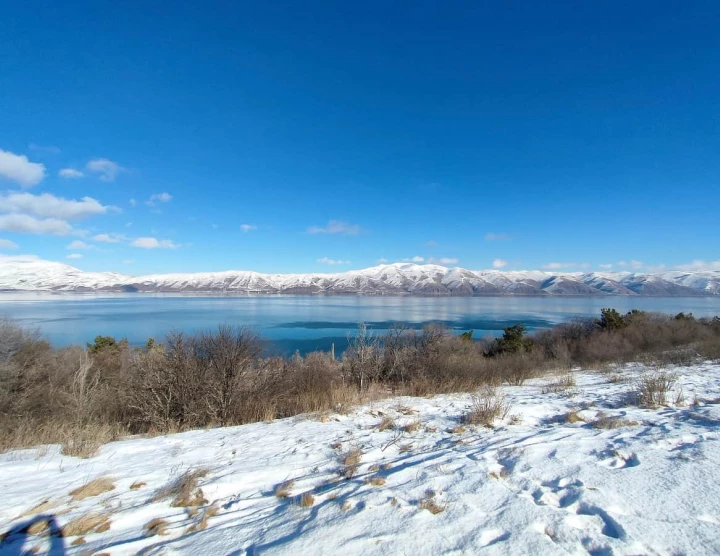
[463,388,510,427]
[635,371,678,407]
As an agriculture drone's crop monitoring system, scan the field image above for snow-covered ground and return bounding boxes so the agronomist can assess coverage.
[2,362,720,555]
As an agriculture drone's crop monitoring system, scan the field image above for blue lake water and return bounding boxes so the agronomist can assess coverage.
[1,293,719,355]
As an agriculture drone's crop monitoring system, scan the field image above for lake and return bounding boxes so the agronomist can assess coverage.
[1,293,719,355]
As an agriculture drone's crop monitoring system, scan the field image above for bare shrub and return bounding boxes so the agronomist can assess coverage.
[463,388,510,427]
[636,371,678,407]
[365,476,386,486]
[69,477,115,501]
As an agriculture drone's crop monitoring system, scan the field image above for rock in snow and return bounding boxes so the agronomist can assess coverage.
[2,362,720,554]
[1,259,719,296]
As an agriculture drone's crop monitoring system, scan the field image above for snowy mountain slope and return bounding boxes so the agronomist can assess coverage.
[0,259,718,295]
[3,363,720,555]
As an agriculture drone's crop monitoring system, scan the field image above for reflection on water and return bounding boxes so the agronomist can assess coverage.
[1,293,719,355]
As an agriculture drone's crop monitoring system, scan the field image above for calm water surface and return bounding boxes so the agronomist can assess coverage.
[1,294,719,355]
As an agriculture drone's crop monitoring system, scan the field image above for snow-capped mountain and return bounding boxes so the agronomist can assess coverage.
[1,259,719,296]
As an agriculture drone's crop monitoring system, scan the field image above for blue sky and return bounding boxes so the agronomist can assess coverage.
[1,1,719,275]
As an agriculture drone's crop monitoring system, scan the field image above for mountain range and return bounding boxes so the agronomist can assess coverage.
[1,259,719,296]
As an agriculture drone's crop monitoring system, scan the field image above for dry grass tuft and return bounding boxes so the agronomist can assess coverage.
[377,416,395,431]
[543,372,576,393]
[341,500,352,511]
[396,405,417,415]
[62,512,111,537]
[19,499,58,518]
[130,481,147,490]
[61,424,121,459]
[565,411,586,424]
[463,388,510,427]
[418,489,445,514]
[450,424,466,434]
[381,462,392,470]
[330,441,342,450]
[152,468,209,508]
[636,371,678,407]
[368,464,380,473]
[144,517,169,537]
[26,520,50,536]
[399,443,413,454]
[365,476,386,486]
[402,420,421,433]
[70,537,86,546]
[343,447,362,467]
[69,477,115,501]
[592,414,638,429]
[185,505,219,533]
[274,479,295,499]
[298,492,315,507]
[489,468,510,480]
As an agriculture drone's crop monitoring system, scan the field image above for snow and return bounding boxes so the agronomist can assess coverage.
[1,259,719,295]
[3,362,720,555]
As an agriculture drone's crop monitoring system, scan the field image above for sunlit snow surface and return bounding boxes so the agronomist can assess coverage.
[2,362,720,555]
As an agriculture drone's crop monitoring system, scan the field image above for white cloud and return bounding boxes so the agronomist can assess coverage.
[66,240,91,250]
[240,224,257,232]
[598,263,613,270]
[131,237,178,249]
[492,258,508,268]
[0,238,18,249]
[0,149,46,188]
[123,259,134,265]
[307,220,361,235]
[671,260,720,271]
[377,258,388,264]
[401,256,425,263]
[0,254,40,263]
[29,143,61,155]
[93,233,124,243]
[542,262,591,270]
[617,260,643,270]
[0,192,113,220]
[67,253,83,259]
[0,214,73,235]
[59,168,84,179]
[146,192,172,206]
[428,257,459,265]
[317,257,351,265]
[129,198,137,207]
[426,240,437,247]
[86,158,124,181]
[485,233,510,241]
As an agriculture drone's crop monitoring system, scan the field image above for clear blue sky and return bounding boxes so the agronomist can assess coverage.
[1,1,719,274]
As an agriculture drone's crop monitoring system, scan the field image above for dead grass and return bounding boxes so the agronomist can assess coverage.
[19,499,58,518]
[274,479,295,499]
[26,520,50,536]
[130,481,147,490]
[592,414,639,429]
[343,447,363,467]
[365,476,386,486]
[185,505,219,533]
[418,489,445,514]
[341,500,352,511]
[402,420,421,433]
[541,373,576,394]
[61,424,122,458]
[636,371,678,407]
[565,411,586,424]
[70,537,86,546]
[298,492,315,507]
[144,517,169,537]
[489,468,510,480]
[450,424,466,434]
[152,468,209,508]
[399,443,413,454]
[69,477,115,501]
[377,416,395,431]
[463,388,510,427]
[62,512,111,537]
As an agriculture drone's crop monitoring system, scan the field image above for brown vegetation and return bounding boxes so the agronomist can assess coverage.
[69,477,115,501]
[62,512,111,536]
[152,469,209,508]
[0,312,718,453]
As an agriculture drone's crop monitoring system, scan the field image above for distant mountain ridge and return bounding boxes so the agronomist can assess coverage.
[1,260,719,296]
